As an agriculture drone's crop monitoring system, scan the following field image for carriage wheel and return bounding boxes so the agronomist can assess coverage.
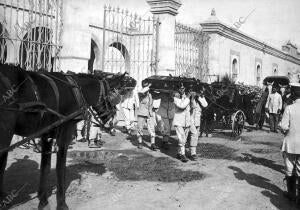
[231,110,245,137]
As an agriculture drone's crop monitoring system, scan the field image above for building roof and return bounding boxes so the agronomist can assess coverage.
[200,9,300,65]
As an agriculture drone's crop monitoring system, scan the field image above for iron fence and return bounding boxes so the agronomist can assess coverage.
[175,22,209,80]
[0,0,63,71]
[101,5,159,87]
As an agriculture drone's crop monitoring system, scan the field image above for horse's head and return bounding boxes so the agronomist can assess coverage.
[92,72,136,125]
[267,81,274,94]
[219,84,236,103]
[279,84,288,96]
[91,78,121,125]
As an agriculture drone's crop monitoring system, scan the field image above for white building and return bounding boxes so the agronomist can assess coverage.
[1,0,300,86]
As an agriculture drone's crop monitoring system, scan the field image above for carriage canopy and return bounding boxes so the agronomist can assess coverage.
[263,76,290,87]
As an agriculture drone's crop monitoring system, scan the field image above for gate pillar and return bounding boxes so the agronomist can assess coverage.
[59,0,91,73]
[147,0,181,76]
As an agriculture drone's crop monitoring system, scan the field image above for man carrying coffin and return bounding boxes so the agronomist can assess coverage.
[173,84,191,163]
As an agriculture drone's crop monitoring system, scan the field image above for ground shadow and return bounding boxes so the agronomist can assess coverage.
[2,155,106,209]
[197,143,239,160]
[125,133,179,158]
[250,148,278,154]
[241,136,282,147]
[69,149,207,183]
[228,166,297,210]
[210,131,241,141]
[194,143,284,174]
[127,134,284,173]
[237,153,284,174]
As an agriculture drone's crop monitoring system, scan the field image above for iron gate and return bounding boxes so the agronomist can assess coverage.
[175,22,209,80]
[0,0,63,71]
[101,5,159,87]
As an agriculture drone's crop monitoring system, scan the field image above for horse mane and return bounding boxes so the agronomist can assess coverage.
[76,73,98,79]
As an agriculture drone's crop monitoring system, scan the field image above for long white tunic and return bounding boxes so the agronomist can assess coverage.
[172,95,190,127]
[265,92,282,114]
[190,96,208,127]
[281,99,300,154]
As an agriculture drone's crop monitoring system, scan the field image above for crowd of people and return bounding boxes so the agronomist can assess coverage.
[254,83,293,133]
[77,80,208,162]
[76,79,299,164]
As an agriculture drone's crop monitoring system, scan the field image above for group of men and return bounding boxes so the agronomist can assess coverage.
[119,80,208,162]
[255,84,292,133]
[255,82,300,204]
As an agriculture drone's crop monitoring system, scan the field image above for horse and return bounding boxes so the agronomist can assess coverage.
[0,63,127,210]
[76,71,137,144]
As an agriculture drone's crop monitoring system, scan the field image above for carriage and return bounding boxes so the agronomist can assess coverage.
[143,75,258,137]
[263,76,290,88]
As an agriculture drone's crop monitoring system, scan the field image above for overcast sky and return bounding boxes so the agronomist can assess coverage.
[103,0,300,49]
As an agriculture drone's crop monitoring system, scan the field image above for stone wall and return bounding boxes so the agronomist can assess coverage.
[208,34,300,85]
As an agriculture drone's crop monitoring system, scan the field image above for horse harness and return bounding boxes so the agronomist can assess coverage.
[0,68,119,129]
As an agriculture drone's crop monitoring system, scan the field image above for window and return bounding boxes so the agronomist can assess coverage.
[256,64,261,84]
[272,64,278,76]
[232,58,238,80]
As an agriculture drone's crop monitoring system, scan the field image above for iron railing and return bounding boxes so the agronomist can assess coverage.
[0,0,63,71]
[101,5,159,87]
[175,22,209,80]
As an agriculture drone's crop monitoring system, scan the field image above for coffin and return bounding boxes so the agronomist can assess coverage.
[263,76,290,87]
[142,75,207,93]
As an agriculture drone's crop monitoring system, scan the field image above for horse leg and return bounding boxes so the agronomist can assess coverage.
[0,130,14,198]
[38,135,53,210]
[0,152,9,198]
[56,122,76,210]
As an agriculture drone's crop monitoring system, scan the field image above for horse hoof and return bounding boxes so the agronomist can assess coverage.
[38,202,51,210]
[57,203,69,210]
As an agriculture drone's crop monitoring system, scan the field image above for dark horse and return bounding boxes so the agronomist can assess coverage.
[0,64,128,210]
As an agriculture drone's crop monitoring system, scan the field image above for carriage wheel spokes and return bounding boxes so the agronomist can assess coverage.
[231,110,245,137]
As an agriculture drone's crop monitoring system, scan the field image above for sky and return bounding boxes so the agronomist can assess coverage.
[101,0,300,50]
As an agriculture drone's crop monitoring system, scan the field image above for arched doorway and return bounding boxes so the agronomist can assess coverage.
[232,58,238,81]
[19,27,52,71]
[104,41,130,74]
[88,39,100,73]
[0,23,8,64]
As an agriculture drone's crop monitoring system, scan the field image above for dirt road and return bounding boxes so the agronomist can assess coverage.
[3,128,298,210]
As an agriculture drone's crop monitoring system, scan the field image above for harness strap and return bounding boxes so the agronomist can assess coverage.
[25,74,46,123]
[103,79,112,108]
[27,75,41,102]
[64,75,88,121]
[98,80,105,102]
[65,75,84,109]
[39,73,60,110]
